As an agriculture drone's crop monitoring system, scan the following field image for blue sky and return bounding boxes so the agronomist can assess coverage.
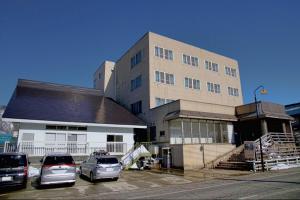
[0,0,299,106]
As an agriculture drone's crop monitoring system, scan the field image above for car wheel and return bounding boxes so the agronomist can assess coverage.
[90,172,94,183]
[21,179,27,189]
[113,177,119,181]
[69,182,75,187]
[79,167,83,177]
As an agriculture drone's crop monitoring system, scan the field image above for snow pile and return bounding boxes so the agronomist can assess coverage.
[28,166,40,177]
[270,163,300,171]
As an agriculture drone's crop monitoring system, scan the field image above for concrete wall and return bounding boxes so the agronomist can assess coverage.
[148,32,243,109]
[93,61,116,99]
[170,144,236,170]
[115,34,150,121]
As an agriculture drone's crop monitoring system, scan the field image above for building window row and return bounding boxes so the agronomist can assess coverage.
[131,101,142,114]
[155,97,174,107]
[184,77,200,90]
[155,46,173,60]
[131,75,142,91]
[155,71,175,85]
[131,50,142,68]
[205,60,219,72]
[207,82,221,93]
[182,54,199,67]
[225,66,237,77]
[228,87,239,96]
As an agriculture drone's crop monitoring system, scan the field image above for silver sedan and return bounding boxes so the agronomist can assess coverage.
[79,156,122,182]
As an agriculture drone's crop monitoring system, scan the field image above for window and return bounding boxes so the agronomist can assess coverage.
[160,131,165,137]
[193,79,200,90]
[184,77,192,88]
[131,75,142,91]
[207,82,221,93]
[131,101,142,114]
[166,99,174,103]
[155,46,172,60]
[46,125,87,131]
[225,66,237,77]
[205,60,218,72]
[164,49,173,60]
[22,133,34,141]
[155,71,174,85]
[183,54,198,66]
[160,72,165,83]
[186,77,200,90]
[191,57,199,66]
[228,87,239,96]
[155,71,160,82]
[131,50,142,68]
[155,97,174,107]
[107,135,123,142]
[214,84,221,93]
[155,97,165,107]
[166,73,174,85]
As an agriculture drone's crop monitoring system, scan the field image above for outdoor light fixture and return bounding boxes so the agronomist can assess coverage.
[254,85,268,172]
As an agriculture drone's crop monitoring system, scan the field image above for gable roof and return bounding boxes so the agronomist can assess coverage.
[3,79,146,128]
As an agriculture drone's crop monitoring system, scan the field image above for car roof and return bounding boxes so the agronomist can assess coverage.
[93,155,118,159]
[44,152,72,157]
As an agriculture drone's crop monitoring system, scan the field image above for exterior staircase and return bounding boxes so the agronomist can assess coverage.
[120,144,151,169]
[215,149,251,171]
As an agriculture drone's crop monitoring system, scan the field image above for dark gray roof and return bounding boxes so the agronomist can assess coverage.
[3,79,145,127]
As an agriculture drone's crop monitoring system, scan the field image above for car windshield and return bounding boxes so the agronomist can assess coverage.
[97,157,118,164]
[44,156,74,165]
[0,155,26,168]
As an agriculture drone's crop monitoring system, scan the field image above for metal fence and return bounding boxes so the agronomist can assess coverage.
[4,141,127,156]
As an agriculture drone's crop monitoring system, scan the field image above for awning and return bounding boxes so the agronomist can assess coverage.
[237,112,294,121]
[164,110,237,122]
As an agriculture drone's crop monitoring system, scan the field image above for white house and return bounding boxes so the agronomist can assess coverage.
[2,79,146,156]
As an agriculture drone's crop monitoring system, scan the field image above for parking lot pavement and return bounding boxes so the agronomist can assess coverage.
[3,168,297,199]
[0,170,205,199]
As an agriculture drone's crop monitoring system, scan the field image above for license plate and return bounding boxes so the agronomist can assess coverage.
[2,177,12,182]
[106,168,113,172]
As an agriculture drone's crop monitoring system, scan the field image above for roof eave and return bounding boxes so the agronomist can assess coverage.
[2,118,147,129]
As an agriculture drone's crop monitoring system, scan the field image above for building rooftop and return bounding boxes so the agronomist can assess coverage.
[3,79,146,127]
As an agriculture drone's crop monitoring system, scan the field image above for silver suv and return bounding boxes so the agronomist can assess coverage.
[39,153,76,186]
[79,155,122,182]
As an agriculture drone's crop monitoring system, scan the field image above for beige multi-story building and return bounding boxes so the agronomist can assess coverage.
[94,32,244,169]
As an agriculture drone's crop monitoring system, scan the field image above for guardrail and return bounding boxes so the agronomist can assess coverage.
[248,157,300,172]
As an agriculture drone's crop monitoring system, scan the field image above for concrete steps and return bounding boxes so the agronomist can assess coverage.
[215,149,250,171]
[215,161,251,171]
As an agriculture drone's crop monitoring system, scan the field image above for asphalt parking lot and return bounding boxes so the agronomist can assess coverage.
[0,169,205,199]
[1,168,299,199]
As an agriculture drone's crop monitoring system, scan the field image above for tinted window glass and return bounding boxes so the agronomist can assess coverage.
[0,155,27,168]
[44,156,74,165]
[97,157,118,164]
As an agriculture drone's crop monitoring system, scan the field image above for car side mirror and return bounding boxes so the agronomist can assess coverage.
[82,160,86,163]
[40,158,43,163]
[28,161,31,165]
[119,161,123,166]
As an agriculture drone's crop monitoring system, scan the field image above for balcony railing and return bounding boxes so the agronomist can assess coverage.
[8,141,127,156]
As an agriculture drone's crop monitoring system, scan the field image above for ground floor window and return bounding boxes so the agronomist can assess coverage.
[45,133,86,144]
[169,119,232,144]
[107,135,123,142]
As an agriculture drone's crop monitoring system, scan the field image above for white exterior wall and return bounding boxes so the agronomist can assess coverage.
[17,123,135,155]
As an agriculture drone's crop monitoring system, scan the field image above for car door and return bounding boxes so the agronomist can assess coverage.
[81,158,89,176]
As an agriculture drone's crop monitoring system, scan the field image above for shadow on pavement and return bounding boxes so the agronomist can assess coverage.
[217,178,300,185]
